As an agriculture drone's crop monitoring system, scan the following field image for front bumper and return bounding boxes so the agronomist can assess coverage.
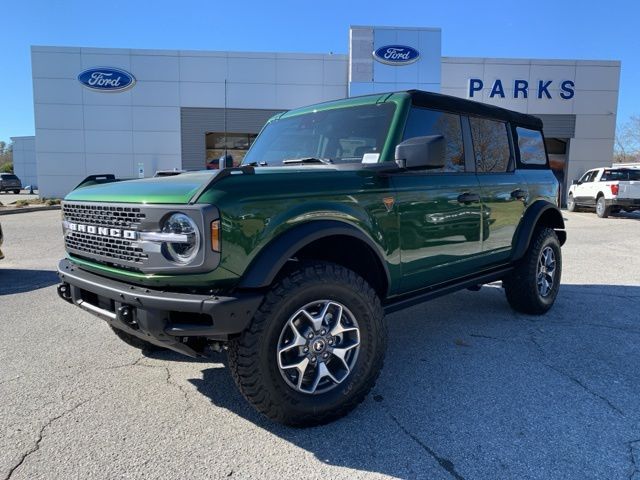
[57,258,263,357]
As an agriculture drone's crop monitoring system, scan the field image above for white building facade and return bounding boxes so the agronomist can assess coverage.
[28,25,620,198]
[10,136,37,188]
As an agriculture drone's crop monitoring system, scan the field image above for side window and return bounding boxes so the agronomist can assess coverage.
[403,107,465,172]
[516,127,547,165]
[580,171,596,183]
[600,170,628,181]
[470,117,511,173]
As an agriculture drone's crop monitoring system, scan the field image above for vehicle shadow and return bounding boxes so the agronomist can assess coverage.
[0,268,59,295]
[175,283,640,479]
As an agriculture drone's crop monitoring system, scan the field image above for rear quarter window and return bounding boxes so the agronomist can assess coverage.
[469,117,511,173]
[516,127,547,166]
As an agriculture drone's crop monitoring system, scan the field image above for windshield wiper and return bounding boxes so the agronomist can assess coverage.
[282,157,334,165]
[244,161,268,167]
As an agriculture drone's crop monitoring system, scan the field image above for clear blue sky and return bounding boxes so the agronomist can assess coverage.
[1,0,638,144]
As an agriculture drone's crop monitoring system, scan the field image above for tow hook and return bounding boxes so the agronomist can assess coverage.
[117,305,138,330]
[57,283,72,303]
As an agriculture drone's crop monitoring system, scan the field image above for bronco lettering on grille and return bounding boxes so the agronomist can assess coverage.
[66,221,137,239]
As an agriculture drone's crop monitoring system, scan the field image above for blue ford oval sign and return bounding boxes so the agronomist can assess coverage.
[77,67,136,92]
[373,45,420,66]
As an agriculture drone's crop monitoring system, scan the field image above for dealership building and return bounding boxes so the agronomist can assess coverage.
[24,25,620,198]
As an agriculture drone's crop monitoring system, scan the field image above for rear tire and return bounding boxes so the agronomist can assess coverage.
[566,194,576,212]
[228,261,386,427]
[13,190,20,194]
[110,326,165,352]
[504,227,562,315]
[596,196,610,218]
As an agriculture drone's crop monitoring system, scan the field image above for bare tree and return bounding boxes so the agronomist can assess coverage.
[614,115,640,163]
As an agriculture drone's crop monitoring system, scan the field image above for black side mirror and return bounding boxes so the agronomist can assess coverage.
[395,135,445,170]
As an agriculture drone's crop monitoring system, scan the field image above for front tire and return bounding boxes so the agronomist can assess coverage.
[596,196,610,218]
[228,261,386,427]
[567,194,576,212]
[13,190,20,194]
[504,227,562,315]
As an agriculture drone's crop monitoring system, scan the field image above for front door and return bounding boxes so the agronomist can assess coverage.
[573,169,599,205]
[393,107,484,293]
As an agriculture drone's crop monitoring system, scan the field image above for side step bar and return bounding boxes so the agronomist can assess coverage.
[383,266,513,314]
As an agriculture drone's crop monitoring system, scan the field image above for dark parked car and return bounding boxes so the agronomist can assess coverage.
[0,173,22,194]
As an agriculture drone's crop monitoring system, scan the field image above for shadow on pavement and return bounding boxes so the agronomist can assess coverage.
[0,268,59,295]
[181,283,640,479]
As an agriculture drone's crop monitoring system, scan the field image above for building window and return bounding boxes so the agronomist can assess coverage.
[516,127,547,165]
[205,133,257,168]
[403,107,465,172]
[470,117,511,173]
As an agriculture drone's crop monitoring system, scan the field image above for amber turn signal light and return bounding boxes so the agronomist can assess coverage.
[210,220,221,252]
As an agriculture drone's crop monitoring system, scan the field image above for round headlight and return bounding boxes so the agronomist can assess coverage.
[162,213,200,264]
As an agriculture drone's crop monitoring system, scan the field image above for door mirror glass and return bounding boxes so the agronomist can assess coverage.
[395,135,445,170]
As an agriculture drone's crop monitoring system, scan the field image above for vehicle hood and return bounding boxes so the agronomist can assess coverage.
[63,166,336,204]
[64,172,217,204]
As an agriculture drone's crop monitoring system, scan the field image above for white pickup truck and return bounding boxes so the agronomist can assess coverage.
[567,167,640,217]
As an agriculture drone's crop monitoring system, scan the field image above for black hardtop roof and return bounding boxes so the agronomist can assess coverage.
[407,90,543,131]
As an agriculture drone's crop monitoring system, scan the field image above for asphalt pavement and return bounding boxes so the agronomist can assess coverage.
[1,209,639,480]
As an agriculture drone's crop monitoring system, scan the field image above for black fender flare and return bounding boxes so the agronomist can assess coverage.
[238,220,391,291]
[511,200,566,262]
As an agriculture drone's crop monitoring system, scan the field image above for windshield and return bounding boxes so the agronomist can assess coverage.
[242,103,396,166]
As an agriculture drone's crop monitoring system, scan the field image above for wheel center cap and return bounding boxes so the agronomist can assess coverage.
[312,339,326,353]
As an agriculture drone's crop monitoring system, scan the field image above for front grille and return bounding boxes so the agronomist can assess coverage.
[63,202,148,266]
[63,203,146,229]
[65,231,148,264]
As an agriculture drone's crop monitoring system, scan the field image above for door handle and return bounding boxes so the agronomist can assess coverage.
[457,192,480,204]
[511,189,528,200]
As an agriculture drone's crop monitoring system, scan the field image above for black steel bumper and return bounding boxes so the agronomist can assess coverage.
[57,258,263,357]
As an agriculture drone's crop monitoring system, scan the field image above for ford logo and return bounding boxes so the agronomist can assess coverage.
[77,67,136,92]
[373,45,420,66]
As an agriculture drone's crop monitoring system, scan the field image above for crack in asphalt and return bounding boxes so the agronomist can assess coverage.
[3,397,96,480]
[379,405,466,480]
[102,356,192,410]
[529,334,625,417]
[0,376,21,386]
[628,439,640,480]
[99,355,146,370]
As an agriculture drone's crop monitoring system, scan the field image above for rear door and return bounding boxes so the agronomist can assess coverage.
[393,107,484,292]
[468,116,528,265]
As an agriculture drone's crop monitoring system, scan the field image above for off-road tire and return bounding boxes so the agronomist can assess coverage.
[110,326,165,352]
[566,194,576,212]
[504,227,562,315]
[228,261,386,427]
[596,196,610,218]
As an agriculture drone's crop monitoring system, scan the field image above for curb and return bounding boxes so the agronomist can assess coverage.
[0,205,62,216]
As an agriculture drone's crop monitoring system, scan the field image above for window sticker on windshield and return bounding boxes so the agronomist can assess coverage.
[362,153,380,164]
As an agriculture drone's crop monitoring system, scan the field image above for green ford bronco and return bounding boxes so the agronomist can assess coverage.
[57,90,565,426]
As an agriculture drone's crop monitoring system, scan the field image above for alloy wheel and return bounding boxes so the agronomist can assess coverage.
[276,300,361,394]
[536,246,556,297]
